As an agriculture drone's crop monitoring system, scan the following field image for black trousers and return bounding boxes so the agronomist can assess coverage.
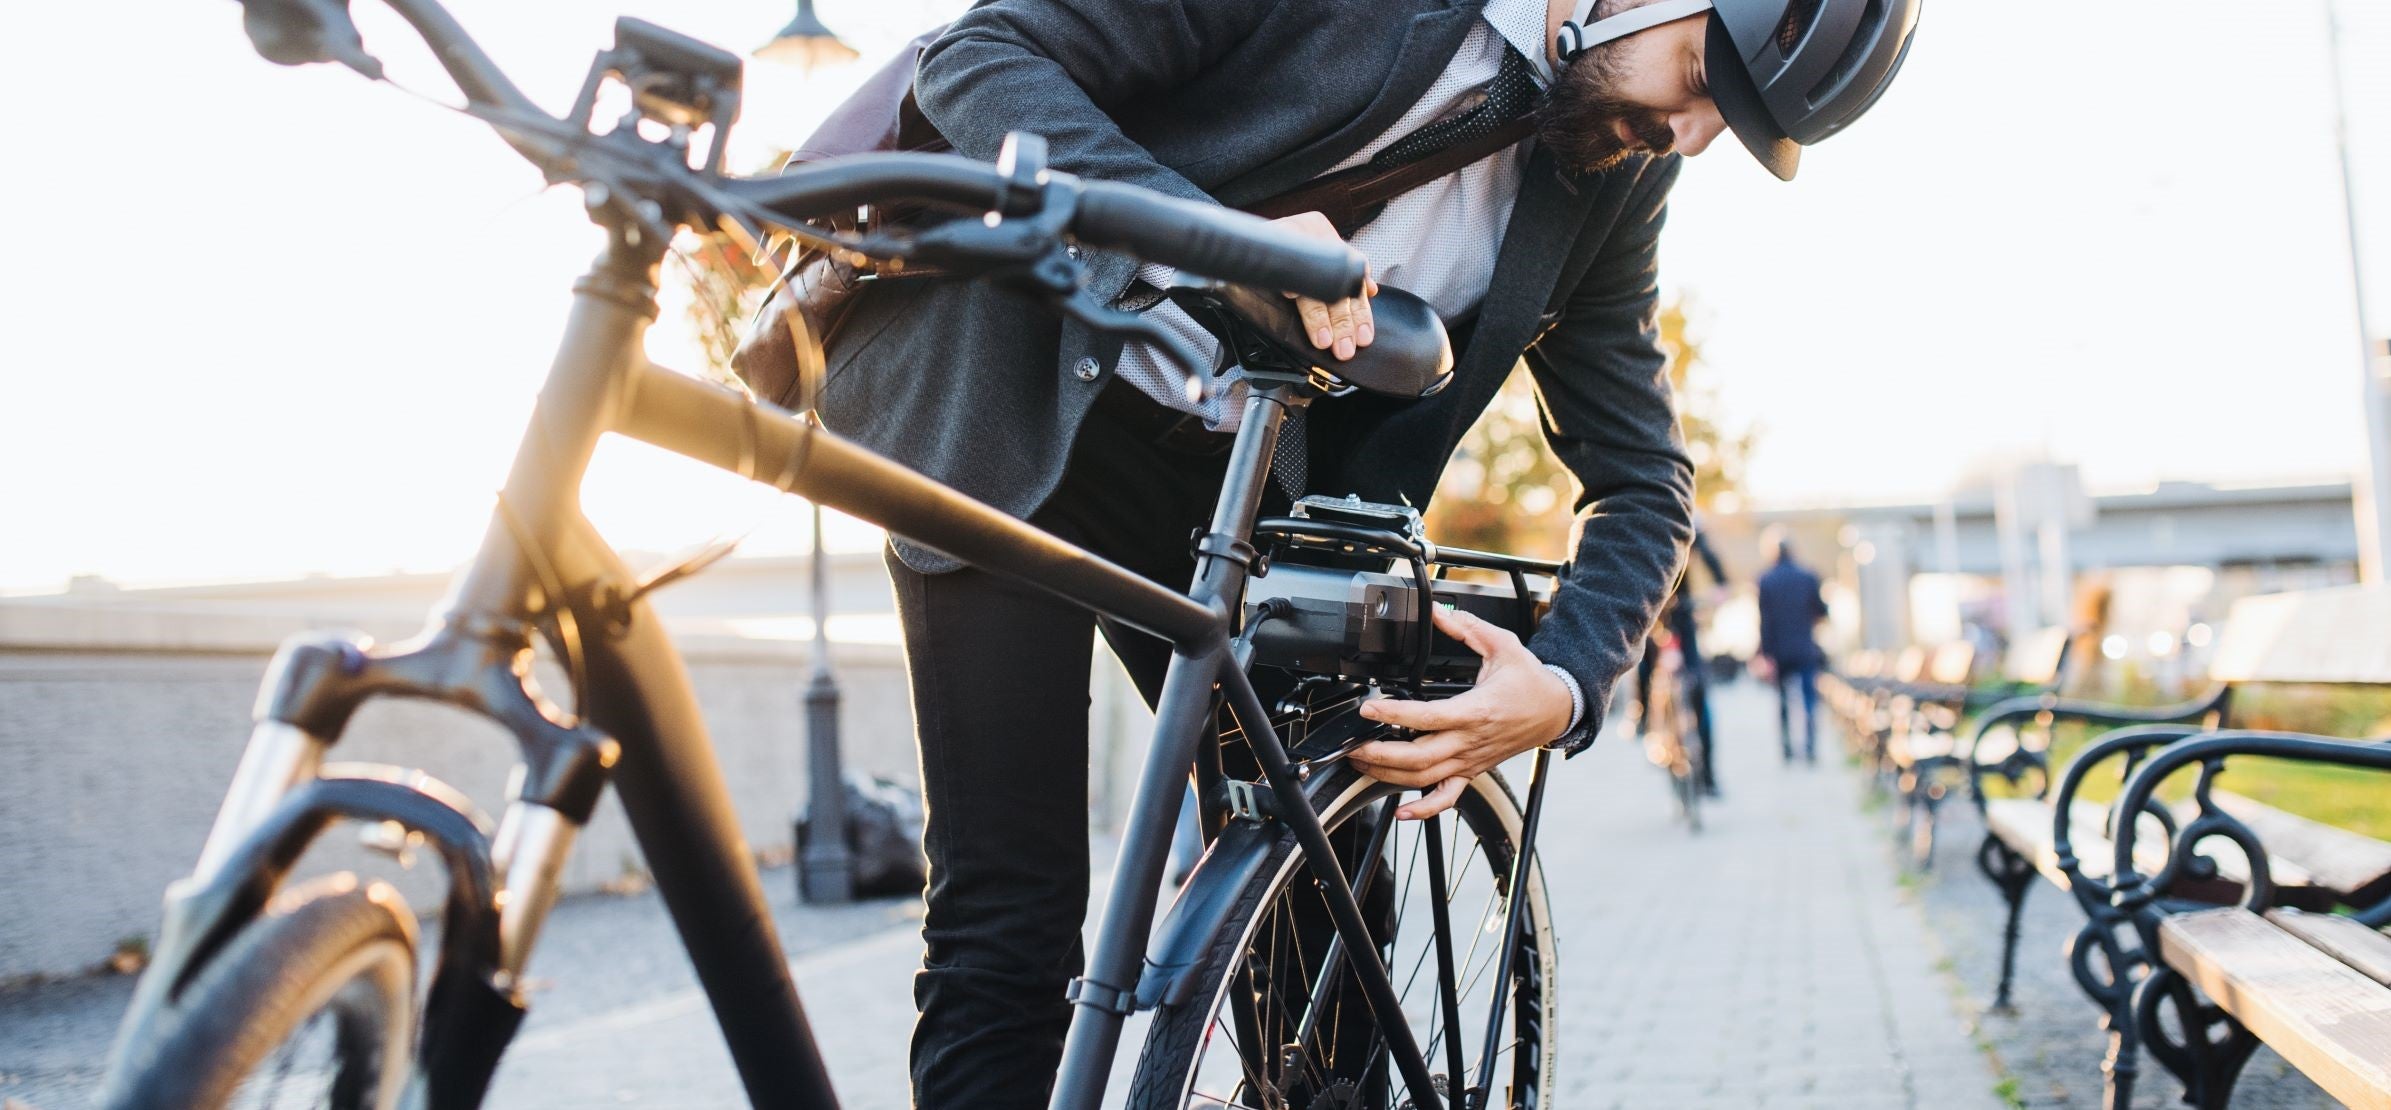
[885,380,1240,1107]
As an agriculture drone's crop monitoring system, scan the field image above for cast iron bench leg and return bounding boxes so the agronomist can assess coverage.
[1975,834,2036,1012]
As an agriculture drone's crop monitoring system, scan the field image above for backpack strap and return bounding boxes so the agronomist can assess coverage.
[1236,117,1538,236]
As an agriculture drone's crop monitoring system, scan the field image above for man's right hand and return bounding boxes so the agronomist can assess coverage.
[1273,212,1377,361]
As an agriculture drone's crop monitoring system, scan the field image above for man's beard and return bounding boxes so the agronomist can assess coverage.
[1537,45,1677,176]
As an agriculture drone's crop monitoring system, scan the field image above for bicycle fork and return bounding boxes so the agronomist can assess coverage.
[116,618,621,1109]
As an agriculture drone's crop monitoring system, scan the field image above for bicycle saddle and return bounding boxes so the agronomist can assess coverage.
[1169,280,1453,400]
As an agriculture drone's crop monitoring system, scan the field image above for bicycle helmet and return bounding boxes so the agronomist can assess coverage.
[1553,0,1922,180]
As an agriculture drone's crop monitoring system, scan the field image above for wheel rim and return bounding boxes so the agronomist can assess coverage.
[1166,775,1554,1110]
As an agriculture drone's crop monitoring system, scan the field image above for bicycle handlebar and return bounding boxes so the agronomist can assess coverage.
[235,0,1368,303]
[720,165,1365,302]
[1075,182,1363,303]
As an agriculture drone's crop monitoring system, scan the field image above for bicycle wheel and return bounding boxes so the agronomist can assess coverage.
[1676,734,1705,833]
[1673,677,1704,833]
[1126,763,1557,1109]
[102,874,418,1110]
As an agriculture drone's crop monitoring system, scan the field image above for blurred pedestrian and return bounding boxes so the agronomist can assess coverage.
[1756,527,1828,763]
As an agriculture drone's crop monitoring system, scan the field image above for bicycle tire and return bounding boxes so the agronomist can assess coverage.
[1678,735,1705,834]
[101,874,418,1110]
[1125,763,1557,1110]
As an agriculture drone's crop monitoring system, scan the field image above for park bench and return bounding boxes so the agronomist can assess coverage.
[1884,628,2073,866]
[1966,585,2391,1108]
[1826,642,1966,780]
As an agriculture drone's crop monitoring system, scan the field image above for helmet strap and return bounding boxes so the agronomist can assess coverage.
[1555,0,1716,65]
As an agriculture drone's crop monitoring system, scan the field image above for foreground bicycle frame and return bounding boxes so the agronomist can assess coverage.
[121,211,1559,1110]
[111,6,1563,1107]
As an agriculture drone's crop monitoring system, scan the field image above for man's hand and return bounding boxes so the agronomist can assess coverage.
[1350,606,1575,820]
[1272,211,1377,361]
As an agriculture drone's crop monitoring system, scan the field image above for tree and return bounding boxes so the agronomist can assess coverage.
[1424,295,1754,559]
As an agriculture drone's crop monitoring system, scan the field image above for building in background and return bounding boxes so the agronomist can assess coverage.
[1710,472,2362,689]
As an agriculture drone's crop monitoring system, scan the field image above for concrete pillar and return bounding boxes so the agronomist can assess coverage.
[1843,519,1914,651]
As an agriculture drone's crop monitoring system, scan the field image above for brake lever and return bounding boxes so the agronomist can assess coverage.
[855,200,1221,404]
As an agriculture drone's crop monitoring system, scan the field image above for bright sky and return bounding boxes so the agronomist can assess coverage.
[2,0,2386,591]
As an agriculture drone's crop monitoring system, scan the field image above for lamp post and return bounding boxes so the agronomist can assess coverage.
[2324,0,2390,584]
[756,0,859,905]
[756,0,859,73]
[796,502,855,903]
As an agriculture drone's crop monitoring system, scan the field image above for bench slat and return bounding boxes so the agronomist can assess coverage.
[2268,908,2391,989]
[1982,798,2331,908]
[2218,791,2391,905]
[2159,908,2391,1110]
[1984,799,2170,886]
[2208,586,2391,685]
[2004,626,2070,686]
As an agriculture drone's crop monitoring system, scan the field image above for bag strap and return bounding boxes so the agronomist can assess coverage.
[1236,117,1538,236]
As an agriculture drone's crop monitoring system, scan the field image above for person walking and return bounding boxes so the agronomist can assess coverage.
[761,0,1922,1100]
[1756,526,1830,763]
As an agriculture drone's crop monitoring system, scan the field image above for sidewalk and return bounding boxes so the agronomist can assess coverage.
[493,680,2004,1107]
[1539,681,2002,1109]
[0,681,2006,1108]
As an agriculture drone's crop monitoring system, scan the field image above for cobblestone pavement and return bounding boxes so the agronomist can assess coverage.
[3,681,2010,1108]
[1902,769,2336,1107]
[1539,682,2004,1110]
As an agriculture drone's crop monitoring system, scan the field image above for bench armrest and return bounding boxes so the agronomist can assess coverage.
[2044,724,2209,903]
[2108,731,2391,922]
[1963,685,2231,811]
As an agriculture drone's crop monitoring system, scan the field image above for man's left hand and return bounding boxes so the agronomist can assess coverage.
[1350,606,1575,820]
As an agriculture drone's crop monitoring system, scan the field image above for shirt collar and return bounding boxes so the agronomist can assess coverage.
[1484,0,1558,87]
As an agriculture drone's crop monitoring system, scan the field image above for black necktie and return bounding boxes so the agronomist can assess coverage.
[1272,42,1539,500]
[1371,43,1539,173]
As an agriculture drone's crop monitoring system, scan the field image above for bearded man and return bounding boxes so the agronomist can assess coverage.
[798,0,1921,1101]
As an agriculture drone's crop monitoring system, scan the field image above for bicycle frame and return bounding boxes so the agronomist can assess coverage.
[138,206,1527,1107]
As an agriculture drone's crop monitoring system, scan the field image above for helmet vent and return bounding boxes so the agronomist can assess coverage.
[1775,0,1822,54]
[1808,0,1887,105]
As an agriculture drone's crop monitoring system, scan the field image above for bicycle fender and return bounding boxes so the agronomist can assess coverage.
[149,767,501,1003]
[1135,816,1286,1011]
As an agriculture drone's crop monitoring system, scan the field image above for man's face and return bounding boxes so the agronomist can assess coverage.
[1539,1,1729,175]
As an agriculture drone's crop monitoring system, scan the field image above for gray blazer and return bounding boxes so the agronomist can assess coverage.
[813,0,1695,724]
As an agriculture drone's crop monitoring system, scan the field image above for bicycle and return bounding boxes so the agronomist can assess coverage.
[1639,628,1704,832]
[99,3,1563,1109]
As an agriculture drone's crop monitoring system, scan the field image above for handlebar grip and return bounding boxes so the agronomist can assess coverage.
[1074,182,1366,303]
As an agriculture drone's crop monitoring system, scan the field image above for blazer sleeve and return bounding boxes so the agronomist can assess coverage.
[1520,155,1696,737]
[913,0,1280,296]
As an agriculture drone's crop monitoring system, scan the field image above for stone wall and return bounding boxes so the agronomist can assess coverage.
[0,603,920,982]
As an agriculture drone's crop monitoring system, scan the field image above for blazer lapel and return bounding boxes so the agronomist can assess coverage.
[1216,1,1487,208]
[1452,145,1612,380]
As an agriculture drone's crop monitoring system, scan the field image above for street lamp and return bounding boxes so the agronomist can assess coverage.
[755,0,859,72]
[2324,0,2390,584]
[758,0,860,906]
[796,501,855,903]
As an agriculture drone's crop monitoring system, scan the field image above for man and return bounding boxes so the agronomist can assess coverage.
[808,0,1919,1099]
[1636,522,1728,793]
[1756,526,1831,762]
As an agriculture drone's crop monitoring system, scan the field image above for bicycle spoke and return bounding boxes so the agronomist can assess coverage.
[1162,777,1547,1110]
